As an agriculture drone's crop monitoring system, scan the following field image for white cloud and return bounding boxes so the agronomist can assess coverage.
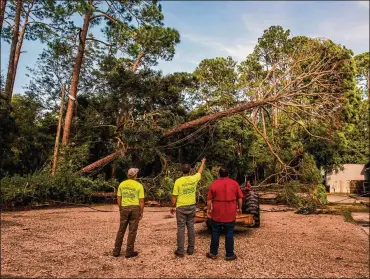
[357,1,369,9]
[310,19,369,51]
[182,33,255,61]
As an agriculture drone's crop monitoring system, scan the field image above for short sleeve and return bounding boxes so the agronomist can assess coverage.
[117,185,122,197]
[193,172,201,182]
[173,180,179,195]
[138,184,144,199]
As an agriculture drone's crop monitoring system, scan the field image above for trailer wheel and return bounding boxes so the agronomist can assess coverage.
[245,190,260,227]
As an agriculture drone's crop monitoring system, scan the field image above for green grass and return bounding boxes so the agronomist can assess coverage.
[326,203,369,223]
[341,209,356,223]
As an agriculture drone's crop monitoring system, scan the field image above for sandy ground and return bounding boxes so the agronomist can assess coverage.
[1,204,369,278]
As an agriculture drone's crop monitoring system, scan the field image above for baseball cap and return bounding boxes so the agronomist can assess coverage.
[128,168,139,177]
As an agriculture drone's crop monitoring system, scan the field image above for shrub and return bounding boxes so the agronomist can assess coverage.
[277,181,301,207]
[277,181,328,214]
[0,171,117,208]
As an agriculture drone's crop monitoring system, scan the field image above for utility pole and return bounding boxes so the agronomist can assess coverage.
[52,85,66,176]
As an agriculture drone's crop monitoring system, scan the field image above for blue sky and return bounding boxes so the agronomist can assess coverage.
[1,1,369,95]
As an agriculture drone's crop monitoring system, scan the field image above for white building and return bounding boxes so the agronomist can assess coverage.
[325,164,367,193]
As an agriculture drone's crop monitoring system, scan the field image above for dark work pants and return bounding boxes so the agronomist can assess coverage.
[209,219,235,257]
[175,205,197,255]
[113,205,141,256]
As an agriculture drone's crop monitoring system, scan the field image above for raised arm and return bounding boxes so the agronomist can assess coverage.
[197,157,206,174]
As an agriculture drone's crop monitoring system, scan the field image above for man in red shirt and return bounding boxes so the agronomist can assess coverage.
[206,167,243,261]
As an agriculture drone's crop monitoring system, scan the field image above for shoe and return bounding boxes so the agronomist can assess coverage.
[225,254,237,261]
[125,252,139,258]
[206,252,217,259]
[187,250,194,255]
[174,250,184,257]
[112,251,120,257]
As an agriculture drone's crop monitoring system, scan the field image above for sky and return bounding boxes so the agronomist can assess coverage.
[1,1,369,95]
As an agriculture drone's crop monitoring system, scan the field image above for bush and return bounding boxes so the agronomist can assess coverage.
[300,153,322,184]
[277,181,301,207]
[277,181,328,214]
[313,183,328,205]
[0,171,117,208]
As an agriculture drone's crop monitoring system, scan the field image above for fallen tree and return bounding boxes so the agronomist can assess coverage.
[81,97,277,173]
[80,38,353,175]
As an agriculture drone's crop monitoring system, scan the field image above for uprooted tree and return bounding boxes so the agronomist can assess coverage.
[80,34,356,181]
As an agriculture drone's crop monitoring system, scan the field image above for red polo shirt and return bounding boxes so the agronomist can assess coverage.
[207,177,243,223]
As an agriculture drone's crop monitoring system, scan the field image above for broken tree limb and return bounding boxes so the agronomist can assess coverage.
[80,97,277,174]
[162,98,275,137]
[81,42,348,175]
[80,150,124,174]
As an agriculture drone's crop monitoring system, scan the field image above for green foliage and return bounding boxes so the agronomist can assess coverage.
[313,184,328,205]
[0,95,55,178]
[0,98,17,178]
[197,167,216,203]
[0,171,117,208]
[2,0,74,45]
[278,181,301,207]
[278,181,328,215]
[2,20,368,209]
[254,25,291,65]
[193,56,238,109]
[157,176,174,200]
[354,52,369,98]
[299,153,322,184]
[341,209,356,223]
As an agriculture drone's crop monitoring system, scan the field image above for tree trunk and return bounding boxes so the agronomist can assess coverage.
[81,151,122,174]
[80,97,277,174]
[272,71,278,127]
[3,0,21,101]
[0,0,6,32]
[111,165,117,179]
[62,10,92,145]
[132,52,145,73]
[12,0,32,90]
[51,85,66,176]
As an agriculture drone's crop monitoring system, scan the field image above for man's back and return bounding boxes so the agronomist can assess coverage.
[118,179,144,206]
[208,177,242,223]
[173,173,201,207]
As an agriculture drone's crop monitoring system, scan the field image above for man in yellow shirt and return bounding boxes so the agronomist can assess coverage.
[171,157,206,257]
[113,168,144,258]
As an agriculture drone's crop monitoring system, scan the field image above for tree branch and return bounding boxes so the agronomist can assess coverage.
[86,37,114,47]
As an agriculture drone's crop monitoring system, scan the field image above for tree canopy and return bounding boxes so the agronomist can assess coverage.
[0,2,368,207]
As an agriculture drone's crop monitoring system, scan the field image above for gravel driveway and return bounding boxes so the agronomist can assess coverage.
[1,204,369,278]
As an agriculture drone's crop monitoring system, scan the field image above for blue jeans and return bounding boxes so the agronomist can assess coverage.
[210,219,235,257]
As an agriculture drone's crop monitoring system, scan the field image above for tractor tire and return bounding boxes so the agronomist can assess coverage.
[245,190,260,228]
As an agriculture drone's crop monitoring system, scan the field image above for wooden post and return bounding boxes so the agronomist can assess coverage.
[52,85,66,176]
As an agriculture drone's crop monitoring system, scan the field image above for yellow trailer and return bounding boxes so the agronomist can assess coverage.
[194,209,255,230]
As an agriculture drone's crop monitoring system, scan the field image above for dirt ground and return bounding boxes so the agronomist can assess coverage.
[1,204,369,278]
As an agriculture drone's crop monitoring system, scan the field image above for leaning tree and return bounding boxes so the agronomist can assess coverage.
[80,35,356,183]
